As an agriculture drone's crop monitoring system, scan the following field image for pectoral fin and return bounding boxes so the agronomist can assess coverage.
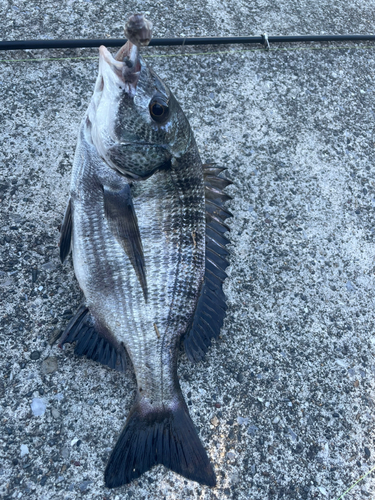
[103,183,148,301]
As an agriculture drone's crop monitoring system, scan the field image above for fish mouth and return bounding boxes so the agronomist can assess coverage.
[114,39,139,63]
[99,42,141,97]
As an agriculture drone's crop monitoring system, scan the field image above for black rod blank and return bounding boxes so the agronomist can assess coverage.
[1,34,375,51]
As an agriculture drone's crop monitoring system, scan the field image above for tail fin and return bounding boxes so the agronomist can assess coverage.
[104,397,216,488]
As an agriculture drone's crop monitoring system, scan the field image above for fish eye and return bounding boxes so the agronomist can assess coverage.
[149,96,169,123]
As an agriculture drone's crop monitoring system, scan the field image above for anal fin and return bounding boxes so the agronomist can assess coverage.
[59,305,126,372]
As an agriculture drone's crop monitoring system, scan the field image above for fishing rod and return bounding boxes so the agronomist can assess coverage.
[1,34,375,51]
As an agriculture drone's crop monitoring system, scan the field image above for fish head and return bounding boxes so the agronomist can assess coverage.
[87,41,192,180]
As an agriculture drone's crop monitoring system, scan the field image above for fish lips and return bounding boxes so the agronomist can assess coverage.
[99,43,141,97]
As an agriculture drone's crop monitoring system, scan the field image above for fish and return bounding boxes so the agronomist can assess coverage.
[58,14,231,489]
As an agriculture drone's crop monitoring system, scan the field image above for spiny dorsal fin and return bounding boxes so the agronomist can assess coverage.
[184,165,232,363]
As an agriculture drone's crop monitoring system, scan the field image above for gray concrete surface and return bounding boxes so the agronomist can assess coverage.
[1,1,375,499]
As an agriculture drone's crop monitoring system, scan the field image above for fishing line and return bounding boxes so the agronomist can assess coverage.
[335,464,375,500]
[1,43,375,64]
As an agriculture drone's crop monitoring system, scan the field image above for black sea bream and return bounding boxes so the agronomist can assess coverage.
[59,14,231,488]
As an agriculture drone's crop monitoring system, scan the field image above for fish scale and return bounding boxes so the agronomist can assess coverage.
[132,166,204,399]
[59,14,230,489]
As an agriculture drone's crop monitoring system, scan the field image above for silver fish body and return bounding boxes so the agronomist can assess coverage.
[59,26,231,488]
[71,122,205,401]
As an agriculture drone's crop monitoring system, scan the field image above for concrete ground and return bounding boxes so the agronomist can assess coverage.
[1,0,375,499]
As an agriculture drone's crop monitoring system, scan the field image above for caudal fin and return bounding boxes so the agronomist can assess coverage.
[104,398,216,488]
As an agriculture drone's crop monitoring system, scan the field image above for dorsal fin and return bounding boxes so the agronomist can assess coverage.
[184,165,232,363]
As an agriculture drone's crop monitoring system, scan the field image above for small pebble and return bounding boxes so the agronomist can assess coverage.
[41,261,55,271]
[248,425,258,436]
[31,398,46,417]
[79,481,91,492]
[51,408,60,419]
[237,416,249,425]
[30,350,40,361]
[20,444,29,458]
[42,357,58,374]
[364,447,371,459]
[210,416,219,427]
[346,281,355,292]
[318,486,328,496]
